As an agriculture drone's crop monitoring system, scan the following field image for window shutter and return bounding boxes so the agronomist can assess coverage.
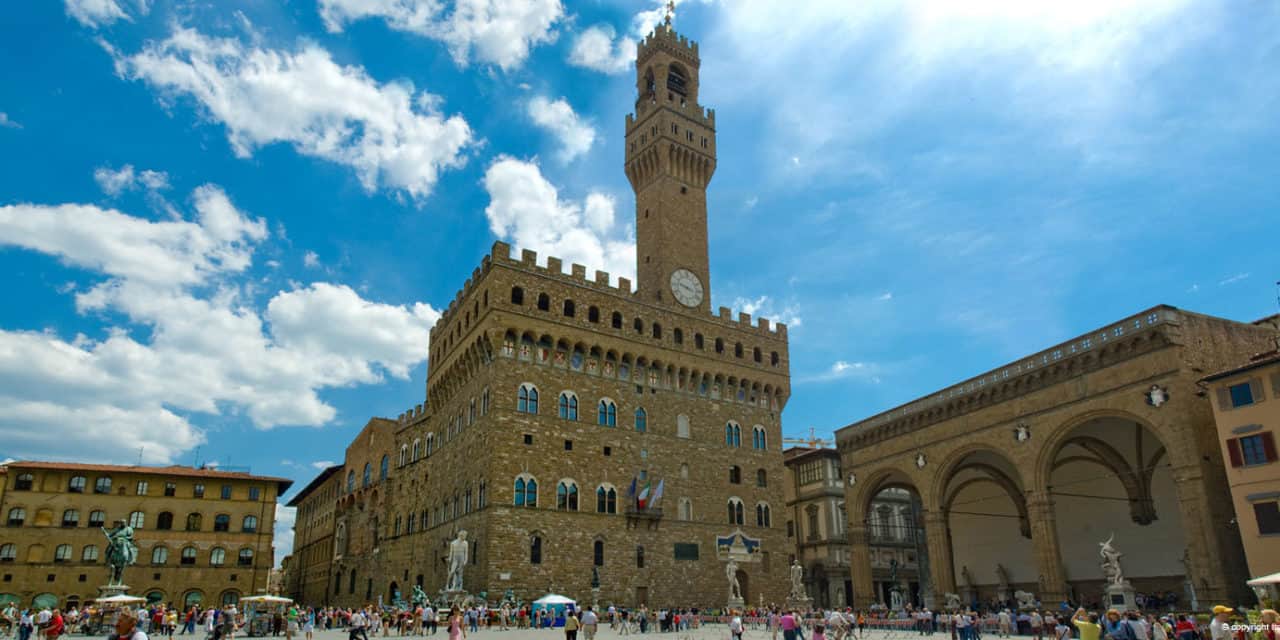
[1216,387,1232,411]
[1226,438,1243,468]
[1250,377,1266,403]
[1271,373,1280,396]
[1262,432,1278,463]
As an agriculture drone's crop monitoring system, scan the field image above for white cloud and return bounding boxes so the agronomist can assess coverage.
[732,295,801,328]
[567,1,675,74]
[0,113,20,129]
[1218,272,1249,286]
[111,27,473,201]
[310,460,337,470]
[318,0,563,71]
[65,0,129,28]
[798,360,882,384]
[877,292,893,301]
[0,182,440,465]
[303,251,321,269]
[526,96,596,163]
[483,156,635,282]
[744,196,758,209]
[93,164,170,196]
[273,503,295,567]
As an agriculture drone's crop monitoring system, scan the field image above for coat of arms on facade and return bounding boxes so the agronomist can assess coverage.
[915,453,927,469]
[1145,385,1170,407]
[1014,423,1031,442]
[847,472,856,487]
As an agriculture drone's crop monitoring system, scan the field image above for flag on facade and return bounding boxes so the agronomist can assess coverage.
[627,477,637,500]
[650,479,665,509]
[637,480,652,508]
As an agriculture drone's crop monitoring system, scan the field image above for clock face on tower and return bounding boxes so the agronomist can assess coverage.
[669,268,704,307]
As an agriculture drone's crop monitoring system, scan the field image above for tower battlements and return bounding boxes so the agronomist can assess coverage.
[637,23,700,68]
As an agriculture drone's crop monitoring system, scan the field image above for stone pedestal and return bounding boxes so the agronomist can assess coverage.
[727,596,745,612]
[98,583,131,599]
[961,587,976,608]
[592,588,600,609]
[441,589,473,608]
[785,595,814,612]
[1104,583,1137,612]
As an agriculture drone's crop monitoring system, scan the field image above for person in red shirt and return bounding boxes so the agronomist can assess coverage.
[44,611,64,640]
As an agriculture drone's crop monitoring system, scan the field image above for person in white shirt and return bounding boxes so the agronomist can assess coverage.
[998,611,1011,638]
[115,611,149,640]
[581,608,598,640]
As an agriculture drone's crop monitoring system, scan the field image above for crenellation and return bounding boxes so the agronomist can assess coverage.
[738,311,751,325]
[719,306,731,319]
[546,257,562,274]
[757,317,771,331]
[571,263,587,278]
[594,270,610,285]
[618,277,632,293]
[521,248,537,264]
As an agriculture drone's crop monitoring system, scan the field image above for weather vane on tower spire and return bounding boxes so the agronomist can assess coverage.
[664,0,675,25]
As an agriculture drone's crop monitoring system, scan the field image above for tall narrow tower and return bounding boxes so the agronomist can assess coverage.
[625,22,717,313]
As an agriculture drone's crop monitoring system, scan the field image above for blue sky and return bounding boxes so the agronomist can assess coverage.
[1,0,1278,561]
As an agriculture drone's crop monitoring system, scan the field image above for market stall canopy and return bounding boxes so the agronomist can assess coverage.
[1247,571,1280,586]
[98,595,147,605]
[532,594,576,605]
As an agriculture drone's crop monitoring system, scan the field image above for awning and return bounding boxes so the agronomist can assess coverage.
[1247,572,1280,587]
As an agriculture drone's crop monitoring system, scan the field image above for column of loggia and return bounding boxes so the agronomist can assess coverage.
[923,510,956,599]
[847,523,877,609]
[1025,490,1070,604]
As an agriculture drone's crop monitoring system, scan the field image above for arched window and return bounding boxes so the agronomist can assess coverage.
[6,508,25,527]
[680,463,689,479]
[529,535,542,564]
[558,392,578,421]
[634,407,647,432]
[678,498,693,521]
[482,387,490,415]
[725,422,742,447]
[68,476,86,493]
[94,477,112,494]
[596,485,618,514]
[611,312,623,329]
[412,439,421,461]
[128,511,145,529]
[510,286,524,305]
[694,333,704,349]
[237,548,254,566]
[362,463,371,488]
[756,503,772,527]
[346,471,355,493]
[210,548,226,566]
[727,498,744,525]
[82,544,100,562]
[756,469,768,488]
[652,323,662,339]
[180,546,197,565]
[593,539,605,567]
[729,466,741,484]
[61,509,79,528]
[677,414,690,439]
[517,384,539,414]
[536,293,550,311]
[54,544,73,563]
[380,455,389,480]
[563,300,575,317]
[753,347,762,363]
[588,306,600,323]
[242,516,258,533]
[399,445,408,467]
[155,511,173,530]
[556,481,578,511]
[151,546,168,565]
[185,513,202,532]
[753,425,767,450]
[715,338,724,353]
[667,62,688,96]
[213,514,231,532]
[597,399,617,427]
[514,475,538,508]
[14,474,34,491]
[636,545,645,568]
[0,544,15,561]
[89,510,107,528]
[633,318,643,334]
[771,351,780,366]
[734,343,743,358]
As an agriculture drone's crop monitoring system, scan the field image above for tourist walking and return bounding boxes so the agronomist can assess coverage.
[447,607,465,640]
[581,607,598,640]
[563,610,580,640]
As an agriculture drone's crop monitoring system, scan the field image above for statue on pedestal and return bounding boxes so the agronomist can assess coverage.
[726,559,742,601]
[102,520,138,586]
[1014,590,1036,610]
[790,560,805,599]
[944,593,962,611]
[447,530,469,592]
[1099,534,1125,586]
[412,585,427,607]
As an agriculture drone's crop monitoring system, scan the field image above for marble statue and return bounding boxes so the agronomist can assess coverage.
[890,589,904,611]
[412,585,427,607]
[790,560,805,598]
[944,593,962,610]
[102,520,138,586]
[592,566,600,589]
[961,565,974,588]
[447,530,470,591]
[1014,590,1036,610]
[726,559,742,600]
[1099,534,1125,586]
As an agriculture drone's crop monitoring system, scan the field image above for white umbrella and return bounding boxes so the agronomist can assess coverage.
[241,595,294,603]
[532,594,576,605]
[1247,571,1280,586]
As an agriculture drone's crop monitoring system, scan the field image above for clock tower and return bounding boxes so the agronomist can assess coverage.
[625,20,716,312]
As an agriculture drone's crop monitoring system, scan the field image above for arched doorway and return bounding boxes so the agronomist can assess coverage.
[389,581,400,604]
[183,590,204,609]
[938,449,1035,609]
[1046,416,1185,608]
[861,473,929,610]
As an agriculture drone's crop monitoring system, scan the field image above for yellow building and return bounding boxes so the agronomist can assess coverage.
[0,460,291,610]
[1202,347,1280,584]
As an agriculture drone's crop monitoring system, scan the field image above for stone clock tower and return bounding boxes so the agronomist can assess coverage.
[625,21,717,312]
